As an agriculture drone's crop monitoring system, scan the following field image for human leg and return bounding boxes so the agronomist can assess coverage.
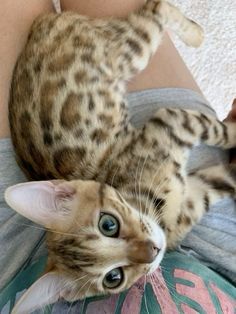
[0,0,53,139]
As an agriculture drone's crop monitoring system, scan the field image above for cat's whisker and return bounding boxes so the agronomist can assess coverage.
[144,153,169,213]
[147,182,165,222]
[80,279,94,314]
[154,202,167,221]
[134,154,145,223]
[66,295,77,314]
[135,147,170,220]
[56,274,90,297]
[135,138,159,218]
[144,275,151,314]
[137,153,150,221]
[150,204,166,224]
[150,176,169,209]
[149,273,175,308]
[134,150,153,222]
[108,165,119,188]
[159,278,185,305]
[148,274,177,310]
[70,274,90,285]
[66,277,93,314]
[37,274,90,313]
[144,191,166,224]
[143,159,168,217]
[107,196,128,211]
[139,140,170,219]
[151,270,183,304]
[66,291,78,314]
[146,175,169,220]
[108,191,137,215]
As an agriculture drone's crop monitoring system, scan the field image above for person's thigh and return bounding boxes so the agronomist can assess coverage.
[0,0,53,139]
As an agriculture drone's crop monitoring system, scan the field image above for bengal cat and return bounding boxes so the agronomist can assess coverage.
[5,0,236,312]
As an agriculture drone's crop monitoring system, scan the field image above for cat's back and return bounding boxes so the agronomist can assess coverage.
[9,12,127,180]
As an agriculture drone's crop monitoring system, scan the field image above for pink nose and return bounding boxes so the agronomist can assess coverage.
[151,244,160,258]
[128,240,160,264]
[147,242,160,261]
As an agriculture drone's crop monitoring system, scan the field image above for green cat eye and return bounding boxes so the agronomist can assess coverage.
[98,213,119,237]
[103,268,123,289]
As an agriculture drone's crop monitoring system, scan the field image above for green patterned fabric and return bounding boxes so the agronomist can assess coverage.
[1,252,235,313]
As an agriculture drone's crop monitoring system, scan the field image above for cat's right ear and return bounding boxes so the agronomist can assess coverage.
[4,180,77,229]
[12,272,68,314]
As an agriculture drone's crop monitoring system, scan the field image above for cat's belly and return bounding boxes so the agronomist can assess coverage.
[10,61,127,180]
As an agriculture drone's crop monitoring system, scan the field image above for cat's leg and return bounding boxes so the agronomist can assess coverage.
[103,0,203,80]
[183,164,235,225]
[189,164,236,203]
[166,164,236,247]
[141,108,236,151]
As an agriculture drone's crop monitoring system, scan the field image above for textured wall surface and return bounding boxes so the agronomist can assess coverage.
[171,0,236,119]
[53,0,236,119]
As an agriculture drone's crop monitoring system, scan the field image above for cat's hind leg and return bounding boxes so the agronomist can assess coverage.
[181,164,236,230]
[166,164,236,247]
[102,0,203,81]
[189,164,236,205]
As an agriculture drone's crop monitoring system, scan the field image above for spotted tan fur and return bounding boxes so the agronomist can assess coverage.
[6,0,236,312]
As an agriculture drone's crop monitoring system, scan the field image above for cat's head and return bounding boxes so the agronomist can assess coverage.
[5,180,166,313]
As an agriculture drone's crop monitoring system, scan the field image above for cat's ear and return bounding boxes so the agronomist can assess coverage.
[5,180,76,229]
[12,272,68,314]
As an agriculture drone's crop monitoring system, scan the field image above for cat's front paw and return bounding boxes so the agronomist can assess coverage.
[184,20,204,47]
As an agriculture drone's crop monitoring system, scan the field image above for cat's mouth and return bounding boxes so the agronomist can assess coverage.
[145,220,167,274]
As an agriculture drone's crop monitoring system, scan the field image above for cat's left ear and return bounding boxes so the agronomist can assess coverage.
[5,180,77,229]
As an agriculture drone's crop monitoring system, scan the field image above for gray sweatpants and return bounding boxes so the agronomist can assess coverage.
[0,88,235,290]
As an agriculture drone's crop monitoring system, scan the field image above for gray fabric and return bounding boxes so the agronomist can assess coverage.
[0,139,46,290]
[0,88,235,290]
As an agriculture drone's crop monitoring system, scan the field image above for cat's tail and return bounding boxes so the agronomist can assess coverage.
[148,1,204,47]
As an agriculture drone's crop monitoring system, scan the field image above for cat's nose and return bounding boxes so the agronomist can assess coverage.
[128,240,160,264]
[147,241,160,261]
[151,244,160,258]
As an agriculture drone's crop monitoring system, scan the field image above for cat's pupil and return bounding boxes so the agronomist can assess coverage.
[103,268,123,289]
[103,219,115,231]
[99,213,119,237]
